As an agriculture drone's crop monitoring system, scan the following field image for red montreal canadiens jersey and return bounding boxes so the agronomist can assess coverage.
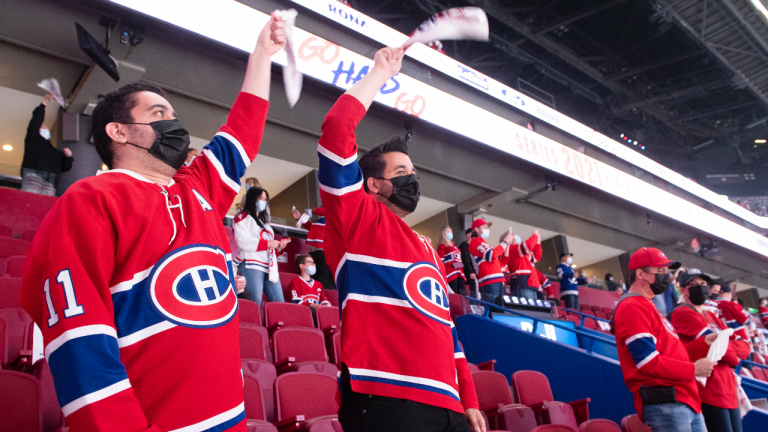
[318,95,478,413]
[437,243,465,283]
[760,306,768,326]
[717,298,751,340]
[505,234,542,289]
[613,296,707,418]
[468,238,505,287]
[290,277,330,306]
[671,305,750,409]
[302,207,326,249]
[20,93,269,432]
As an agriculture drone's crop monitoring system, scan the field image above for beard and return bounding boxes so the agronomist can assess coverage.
[124,124,178,177]
[371,181,412,218]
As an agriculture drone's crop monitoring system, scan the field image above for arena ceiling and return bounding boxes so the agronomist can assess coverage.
[347,0,768,195]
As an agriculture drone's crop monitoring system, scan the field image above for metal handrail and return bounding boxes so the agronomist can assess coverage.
[736,359,768,375]
[464,296,616,355]
[563,308,611,327]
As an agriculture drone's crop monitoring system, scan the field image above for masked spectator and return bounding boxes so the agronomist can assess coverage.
[605,274,619,292]
[577,270,587,285]
[504,230,542,301]
[704,281,721,315]
[236,177,262,211]
[716,284,751,341]
[459,228,478,298]
[469,219,511,304]
[21,93,73,195]
[437,226,466,295]
[184,148,199,166]
[759,299,768,327]
[557,253,579,309]
[293,206,336,290]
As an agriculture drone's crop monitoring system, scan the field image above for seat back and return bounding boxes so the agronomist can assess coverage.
[278,272,300,302]
[239,299,262,326]
[531,425,578,432]
[0,277,22,308]
[324,290,339,307]
[224,226,238,257]
[264,302,314,329]
[0,308,33,365]
[562,315,582,326]
[0,237,30,259]
[31,359,65,432]
[543,403,578,430]
[468,362,480,374]
[241,359,277,422]
[239,324,271,362]
[273,327,328,363]
[620,414,650,432]
[0,370,42,432]
[512,370,554,406]
[579,419,621,432]
[5,255,26,278]
[0,226,12,238]
[316,306,339,331]
[330,331,341,366]
[21,230,37,242]
[275,372,338,421]
[472,370,514,410]
[498,404,538,432]
[448,293,465,320]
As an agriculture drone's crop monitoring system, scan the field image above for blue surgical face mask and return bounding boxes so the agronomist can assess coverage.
[446,232,453,241]
[257,200,267,212]
[40,128,51,140]
[245,184,251,191]
[306,265,317,276]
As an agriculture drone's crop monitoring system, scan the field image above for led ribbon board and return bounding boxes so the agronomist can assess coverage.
[290,0,768,229]
[109,0,768,258]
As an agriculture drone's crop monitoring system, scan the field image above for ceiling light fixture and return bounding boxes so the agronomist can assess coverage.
[2,145,12,151]
[755,139,766,143]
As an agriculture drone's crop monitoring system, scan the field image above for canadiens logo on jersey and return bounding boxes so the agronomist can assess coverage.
[450,250,461,261]
[403,262,451,326]
[147,244,238,328]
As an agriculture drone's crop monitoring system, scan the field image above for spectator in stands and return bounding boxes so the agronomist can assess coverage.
[557,253,579,309]
[670,269,750,432]
[716,284,751,341]
[605,274,619,292]
[536,269,555,302]
[21,93,74,196]
[662,276,679,318]
[18,15,286,431]
[317,46,483,432]
[234,275,249,300]
[504,230,542,301]
[292,206,336,290]
[184,147,198,166]
[236,177,262,211]
[612,247,715,432]
[290,254,331,320]
[437,226,466,295]
[469,218,512,304]
[759,299,768,327]
[460,228,478,298]
[704,280,721,315]
[234,187,288,305]
[577,270,587,285]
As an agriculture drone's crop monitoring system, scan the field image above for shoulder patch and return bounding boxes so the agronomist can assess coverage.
[192,188,213,212]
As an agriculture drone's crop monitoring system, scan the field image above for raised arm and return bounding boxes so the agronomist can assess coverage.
[241,13,285,100]
[344,47,404,109]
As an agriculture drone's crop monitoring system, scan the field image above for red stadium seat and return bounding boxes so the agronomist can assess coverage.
[21,230,37,242]
[579,419,621,432]
[0,308,33,367]
[449,293,466,320]
[594,311,609,320]
[239,299,263,326]
[0,277,22,308]
[323,290,339,307]
[329,332,342,367]
[0,237,30,261]
[241,359,277,423]
[531,425,577,432]
[0,370,42,432]
[279,272,300,302]
[554,306,566,319]
[239,323,272,363]
[31,359,65,432]
[582,318,598,331]
[472,370,521,429]
[0,225,12,238]
[275,372,339,432]
[620,414,650,432]
[4,255,26,277]
[246,420,279,432]
[315,306,339,334]
[541,402,579,430]
[512,370,590,425]
[265,302,315,336]
[751,366,768,382]
[601,307,613,316]
[581,309,595,317]
[272,327,336,377]
[562,315,582,326]
[495,404,538,432]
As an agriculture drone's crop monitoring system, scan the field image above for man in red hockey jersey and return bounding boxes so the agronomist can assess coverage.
[613,247,716,432]
[468,218,512,305]
[20,15,286,432]
[760,298,768,327]
[716,284,752,341]
[318,46,483,432]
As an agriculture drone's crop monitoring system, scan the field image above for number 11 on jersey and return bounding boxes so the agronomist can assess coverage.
[44,269,85,327]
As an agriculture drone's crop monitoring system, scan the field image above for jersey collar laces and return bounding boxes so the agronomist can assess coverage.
[160,187,186,245]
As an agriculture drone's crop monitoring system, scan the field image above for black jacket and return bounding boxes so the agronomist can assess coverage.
[459,241,475,278]
[21,104,73,174]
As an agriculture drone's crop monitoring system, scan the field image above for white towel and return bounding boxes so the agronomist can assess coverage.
[37,78,68,108]
[402,7,489,49]
[275,9,302,107]
[697,328,733,386]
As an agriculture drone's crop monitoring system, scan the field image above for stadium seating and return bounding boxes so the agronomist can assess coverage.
[0,370,42,432]
[329,332,341,367]
[4,255,26,277]
[21,230,37,242]
[279,272,300,301]
[242,359,278,423]
[449,293,466,320]
[531,425,577,432]
[0,225,12,238]
[0,237,30,271]
[30,359,65,432]
[239,299,263,326]
[512,370,591,425]
[541,403,579,429]
[0,308,33,367]
[265,302,315,336]
[272,327,336,377]
[224,226,238,258]
[323,290,339,307]
[315,306,339,335]
[472,370,538,431]
[579,419,621,432]
[247,420,279,432]
[620,415,650,432]
[274,372,339,432]
[239,323,272,363]
[0,277,22,308]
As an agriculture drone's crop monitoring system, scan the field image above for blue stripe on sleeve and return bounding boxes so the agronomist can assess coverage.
[205,135,247,185]
[318,151,364,191]
[344,260,408,301]
[483,248,493,262]
[48,333,128,407]
[451,326,462,354]
[626,336,657,367]
[112,279,165,339]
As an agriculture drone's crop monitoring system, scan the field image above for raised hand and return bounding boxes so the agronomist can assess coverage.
[255,13,286,58]
[372,47,404,79]
[42,94,53,106]
[63,148,72,157]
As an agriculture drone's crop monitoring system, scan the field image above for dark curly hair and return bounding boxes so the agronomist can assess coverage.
[358,136,409,192]
[91,82,166,168]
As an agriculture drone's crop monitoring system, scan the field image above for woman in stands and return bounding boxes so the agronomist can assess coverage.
[437,226,466,295]
[234,186,287,305]
[670,269,750,432]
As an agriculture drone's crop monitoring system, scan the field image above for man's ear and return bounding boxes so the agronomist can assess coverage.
[366,176,379,194]
[105,122,128,144]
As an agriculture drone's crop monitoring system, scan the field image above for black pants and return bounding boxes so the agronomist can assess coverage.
[448,278,466,296]
[339,369,471,432]
[309,249,336,290]
[701,403,742,432]
[561,294,580,310]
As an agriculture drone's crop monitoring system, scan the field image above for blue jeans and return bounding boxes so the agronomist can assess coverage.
[238,262,284,306]
[480,282,503,305]
[643,403,707,432]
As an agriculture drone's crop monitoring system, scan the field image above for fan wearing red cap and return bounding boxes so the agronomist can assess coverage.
[467,218,512,304]
[612,247,716,432]
[669,269,750,432]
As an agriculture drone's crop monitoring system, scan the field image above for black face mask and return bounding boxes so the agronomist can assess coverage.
[688,285,710,306]
[645,272,670,295]
[709,292,719,300]
[125,119,190,171]
[376,174,420,213]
